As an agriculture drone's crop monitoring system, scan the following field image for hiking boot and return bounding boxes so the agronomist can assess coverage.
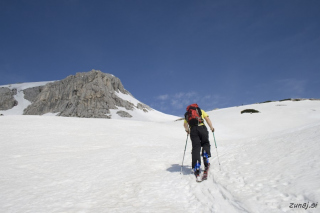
[194,170,202,182]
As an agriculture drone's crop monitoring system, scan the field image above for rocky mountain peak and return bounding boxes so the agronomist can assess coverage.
[23,70,151,118]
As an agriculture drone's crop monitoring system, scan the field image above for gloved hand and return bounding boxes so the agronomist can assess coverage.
[210,127,215,132]
[185,129,190,134]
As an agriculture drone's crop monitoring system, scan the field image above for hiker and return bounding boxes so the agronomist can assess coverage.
[184,103,214,181]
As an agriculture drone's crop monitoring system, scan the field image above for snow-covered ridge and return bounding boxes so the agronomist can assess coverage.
[207,99,320,140]
[0,81,54,90]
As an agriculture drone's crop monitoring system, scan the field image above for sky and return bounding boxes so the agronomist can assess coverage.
[1,0,320,116]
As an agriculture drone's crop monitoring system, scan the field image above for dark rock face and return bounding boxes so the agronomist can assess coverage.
[23,70,149,118]
[241,109,260,114]
[0,87,18,110]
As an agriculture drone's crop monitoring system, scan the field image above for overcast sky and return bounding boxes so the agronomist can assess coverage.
[1,0,319,116]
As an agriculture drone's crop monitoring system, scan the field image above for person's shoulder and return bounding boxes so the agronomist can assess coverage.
[201,109,209,117]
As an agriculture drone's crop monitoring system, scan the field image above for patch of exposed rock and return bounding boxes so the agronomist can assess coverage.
[241,109,260,114]
[137,103,152,112]
[23,86,44,103]
[116,110,133,118]
[23,70,150,118]
[0,87,18,110]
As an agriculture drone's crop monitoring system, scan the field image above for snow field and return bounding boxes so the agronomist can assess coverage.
[0,116,198,213]
[212,123,320,212]
[207,100,320,212]
[0,100,320,213]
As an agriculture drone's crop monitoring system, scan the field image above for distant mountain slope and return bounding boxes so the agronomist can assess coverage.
[0,70,178,122]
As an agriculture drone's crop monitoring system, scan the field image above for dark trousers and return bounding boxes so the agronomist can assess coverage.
[190,125,211,168]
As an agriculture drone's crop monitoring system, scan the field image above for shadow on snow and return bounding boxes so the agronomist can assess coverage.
[167,164,192,175]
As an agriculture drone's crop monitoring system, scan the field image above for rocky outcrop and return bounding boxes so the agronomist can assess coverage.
[23,86,44,103]
[137,103,152,112]
[116,111,133,118]
[23,70,150,118]
[0,87,18,110]
[241,109,260,114]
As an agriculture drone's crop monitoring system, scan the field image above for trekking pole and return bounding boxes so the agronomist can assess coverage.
[212,132,222,171]
[180,134,189,175]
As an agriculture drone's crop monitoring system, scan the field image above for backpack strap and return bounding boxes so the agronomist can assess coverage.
[197,107,202,117]
[197,107,204,123]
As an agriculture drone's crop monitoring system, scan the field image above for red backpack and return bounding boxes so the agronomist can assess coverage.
[185,103,203,126]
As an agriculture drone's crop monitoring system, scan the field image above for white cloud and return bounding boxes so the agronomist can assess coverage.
[171,92,199,109]
[203,95,211,100]
[156,94,169,100]
[155,92,222,110]
[153,92,230,114]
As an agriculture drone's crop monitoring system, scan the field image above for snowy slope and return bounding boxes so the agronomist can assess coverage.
[110,91,178,122]
[0,82,178,122]
[0,100,319,213]
[205,100,320,212]
[211,100,320,140]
